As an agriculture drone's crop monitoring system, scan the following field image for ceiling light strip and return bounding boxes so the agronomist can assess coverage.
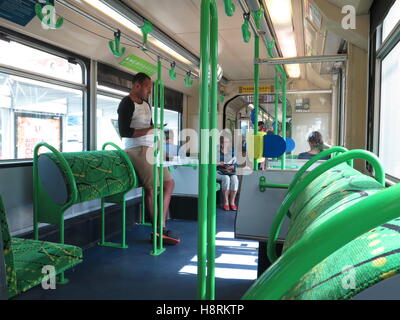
[98,0,199,66]
[56,0,199,78]
[255,55,348,65]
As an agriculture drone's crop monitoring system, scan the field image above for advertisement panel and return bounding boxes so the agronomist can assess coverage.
[16,113,61,159]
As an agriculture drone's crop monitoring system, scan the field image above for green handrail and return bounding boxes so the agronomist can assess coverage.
[207,5,218,300]
[287,146,350,193]
[33,142,78,284]
[243,181,400,300]
[253,34,260,171]
[267,150,385,263]
[33,142,78,239]
[259,176,289,191]
[273,72,279,136]
[159,70,166,253]
[151,58,166,256]
[267,41,287,165]
[198,0,218,301]
[102,142,138,190]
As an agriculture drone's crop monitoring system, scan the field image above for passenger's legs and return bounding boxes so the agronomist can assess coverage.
[127,147,175,228]
[217,174,230,207]
[229,175,239,207]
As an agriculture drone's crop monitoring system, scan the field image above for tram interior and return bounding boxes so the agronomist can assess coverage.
[1,0,400,300]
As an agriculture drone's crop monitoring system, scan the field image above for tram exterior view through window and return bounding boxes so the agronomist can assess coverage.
[0,0,400,306]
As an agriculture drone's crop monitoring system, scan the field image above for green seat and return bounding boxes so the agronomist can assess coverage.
[0,196,83,298]
[282,219,400,300]
[280,165,399,300]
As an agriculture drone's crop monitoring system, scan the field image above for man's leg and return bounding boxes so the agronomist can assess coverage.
[162,178,175,226]
[144,187,154,222]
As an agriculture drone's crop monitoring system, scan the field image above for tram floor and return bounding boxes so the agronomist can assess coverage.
[14,208,259,300]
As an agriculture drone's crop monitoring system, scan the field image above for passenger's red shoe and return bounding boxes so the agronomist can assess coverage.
[230,204,237,211]
[223,205,230,211]
[151,232,181,245]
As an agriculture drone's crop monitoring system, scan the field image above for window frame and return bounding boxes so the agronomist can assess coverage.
[0,27,90,167]
[96,88,128,150]
[96,86,183,149]
[372,7,400,182]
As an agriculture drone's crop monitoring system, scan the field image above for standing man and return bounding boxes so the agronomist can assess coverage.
[118,72,179,244]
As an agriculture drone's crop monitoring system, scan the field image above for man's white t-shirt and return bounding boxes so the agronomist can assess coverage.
[121,99,154,150]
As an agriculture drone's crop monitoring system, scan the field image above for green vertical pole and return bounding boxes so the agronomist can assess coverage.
[141,189,146,223]
[158,58,165,252]
[274,73,279,136]
[281,72,287,170]
[253,34,260,171]
[151,71,160,255]
[206,0,218,300]
[198,0,211,300]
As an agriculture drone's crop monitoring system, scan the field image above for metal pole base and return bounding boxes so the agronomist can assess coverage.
[98,241,129,249]
[150,248,166,256]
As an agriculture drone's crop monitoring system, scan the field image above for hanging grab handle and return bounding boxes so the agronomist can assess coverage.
[242,14,251,43]
[35,2,64,29]
[223,0,236,16]
[140,19,153,45]
[169,62,177,80]
[109,30,126,57]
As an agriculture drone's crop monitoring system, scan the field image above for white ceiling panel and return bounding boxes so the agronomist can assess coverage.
[122,0,276,81]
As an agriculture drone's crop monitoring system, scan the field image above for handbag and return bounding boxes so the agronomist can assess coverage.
[217,164,236,176]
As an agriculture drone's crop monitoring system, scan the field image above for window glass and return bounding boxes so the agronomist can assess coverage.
[97,94,124,149]
[0,39,83,83]
[383,0,400,42]
[0,72,83,160]
[96,90,181,150]
[379,40,400,179]
[164,109,180,145]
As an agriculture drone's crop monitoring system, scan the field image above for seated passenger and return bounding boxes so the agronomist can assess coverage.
[258,121,266,133]
[217,136,239,212]
[298,131,330,160]
[164,129,180,160]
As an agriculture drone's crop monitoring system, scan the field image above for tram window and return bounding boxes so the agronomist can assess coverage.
[382,0,400,42]
[96,88,181,149]
[0,39,83,84]
[379,40,400,179]
[0,72,84,161]
[163,109,180,146]
[97,94,125,149]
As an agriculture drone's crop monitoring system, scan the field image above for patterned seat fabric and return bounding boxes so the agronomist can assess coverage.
[281,165,400,300]
[0,196,83,298]
[44,150,136,203]
[11,238,82,295]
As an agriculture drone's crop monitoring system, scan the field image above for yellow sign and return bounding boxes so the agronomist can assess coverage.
[239,85,274,94]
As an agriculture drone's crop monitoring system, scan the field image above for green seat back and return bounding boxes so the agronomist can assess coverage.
[42,150,135,203]
[281,164,400,300]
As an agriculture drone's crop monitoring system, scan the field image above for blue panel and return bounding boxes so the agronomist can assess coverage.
[285,138,296,153]
[0,0,53,27]
[263,135,287,158]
